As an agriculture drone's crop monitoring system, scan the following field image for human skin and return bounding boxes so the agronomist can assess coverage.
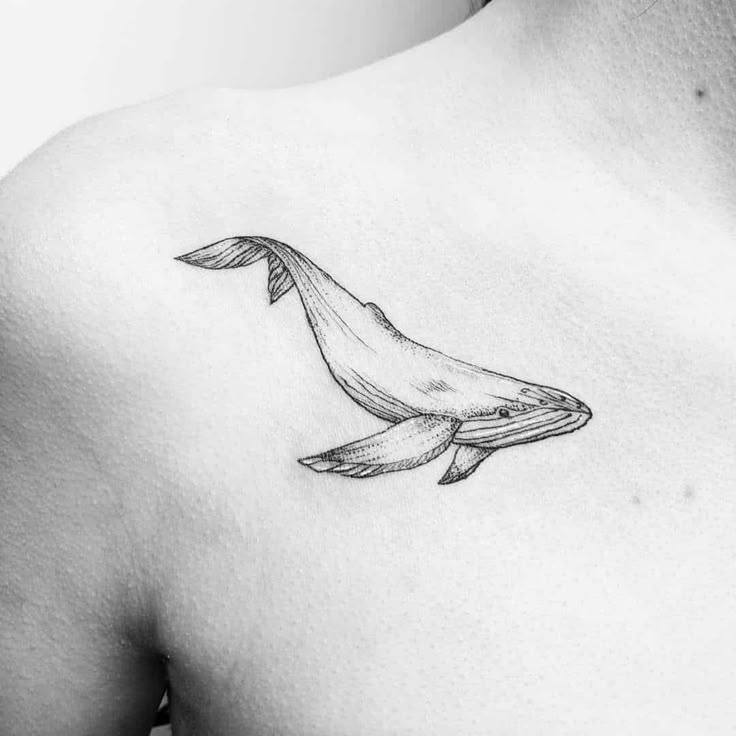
[1,1,735,734]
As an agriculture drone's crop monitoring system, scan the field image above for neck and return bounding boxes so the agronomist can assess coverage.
[462,0,736,213]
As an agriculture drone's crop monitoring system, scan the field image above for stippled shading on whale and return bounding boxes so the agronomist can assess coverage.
[176,236,592,485]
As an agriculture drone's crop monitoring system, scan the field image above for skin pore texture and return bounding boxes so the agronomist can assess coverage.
[1,1,735,734]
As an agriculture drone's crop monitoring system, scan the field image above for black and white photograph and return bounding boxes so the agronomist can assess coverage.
[1,1,735,734]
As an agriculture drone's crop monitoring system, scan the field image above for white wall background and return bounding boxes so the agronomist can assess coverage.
[0,0,480,176]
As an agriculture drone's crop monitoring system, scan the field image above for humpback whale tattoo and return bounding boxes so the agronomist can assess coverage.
[176,236,592,485]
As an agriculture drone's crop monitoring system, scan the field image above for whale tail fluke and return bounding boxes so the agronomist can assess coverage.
[265,254,295,304]
[300,415,459,479]
[176,237,296,304]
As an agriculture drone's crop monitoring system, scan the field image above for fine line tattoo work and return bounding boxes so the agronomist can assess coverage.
[176,237,592,485]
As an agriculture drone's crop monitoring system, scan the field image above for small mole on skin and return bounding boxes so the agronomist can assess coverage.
[632,495,641,505]
[695,87,707,100]
[684,486,695,499]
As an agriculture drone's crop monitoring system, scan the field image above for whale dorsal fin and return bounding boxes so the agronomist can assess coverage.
[365,302,385,319]
[438,445,495,485]
[299,414,459,478]
[365,301,397,329]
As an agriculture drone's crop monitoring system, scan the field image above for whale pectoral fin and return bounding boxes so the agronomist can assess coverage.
[299,415,459,479]
[438,445,495,486]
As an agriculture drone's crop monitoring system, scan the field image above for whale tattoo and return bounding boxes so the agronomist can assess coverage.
[176,236,592,484]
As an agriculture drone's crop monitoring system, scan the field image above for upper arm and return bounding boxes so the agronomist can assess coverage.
[0,117,168,736]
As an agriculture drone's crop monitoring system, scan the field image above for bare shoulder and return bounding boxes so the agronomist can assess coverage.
[3,83,736,735]
[0,84,364,584]
[0,87,388,733]
[0,90,290,734]
[0,111,163,735]
[0,85,383,727]
[0,92,297,534]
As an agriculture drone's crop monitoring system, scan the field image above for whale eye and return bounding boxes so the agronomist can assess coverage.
[498,408,510,418]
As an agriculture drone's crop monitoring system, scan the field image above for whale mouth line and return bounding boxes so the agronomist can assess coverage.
[454,408,589,448]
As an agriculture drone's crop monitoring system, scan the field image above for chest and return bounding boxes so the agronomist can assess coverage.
[139,124,736,734]
[158,455,736,735]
